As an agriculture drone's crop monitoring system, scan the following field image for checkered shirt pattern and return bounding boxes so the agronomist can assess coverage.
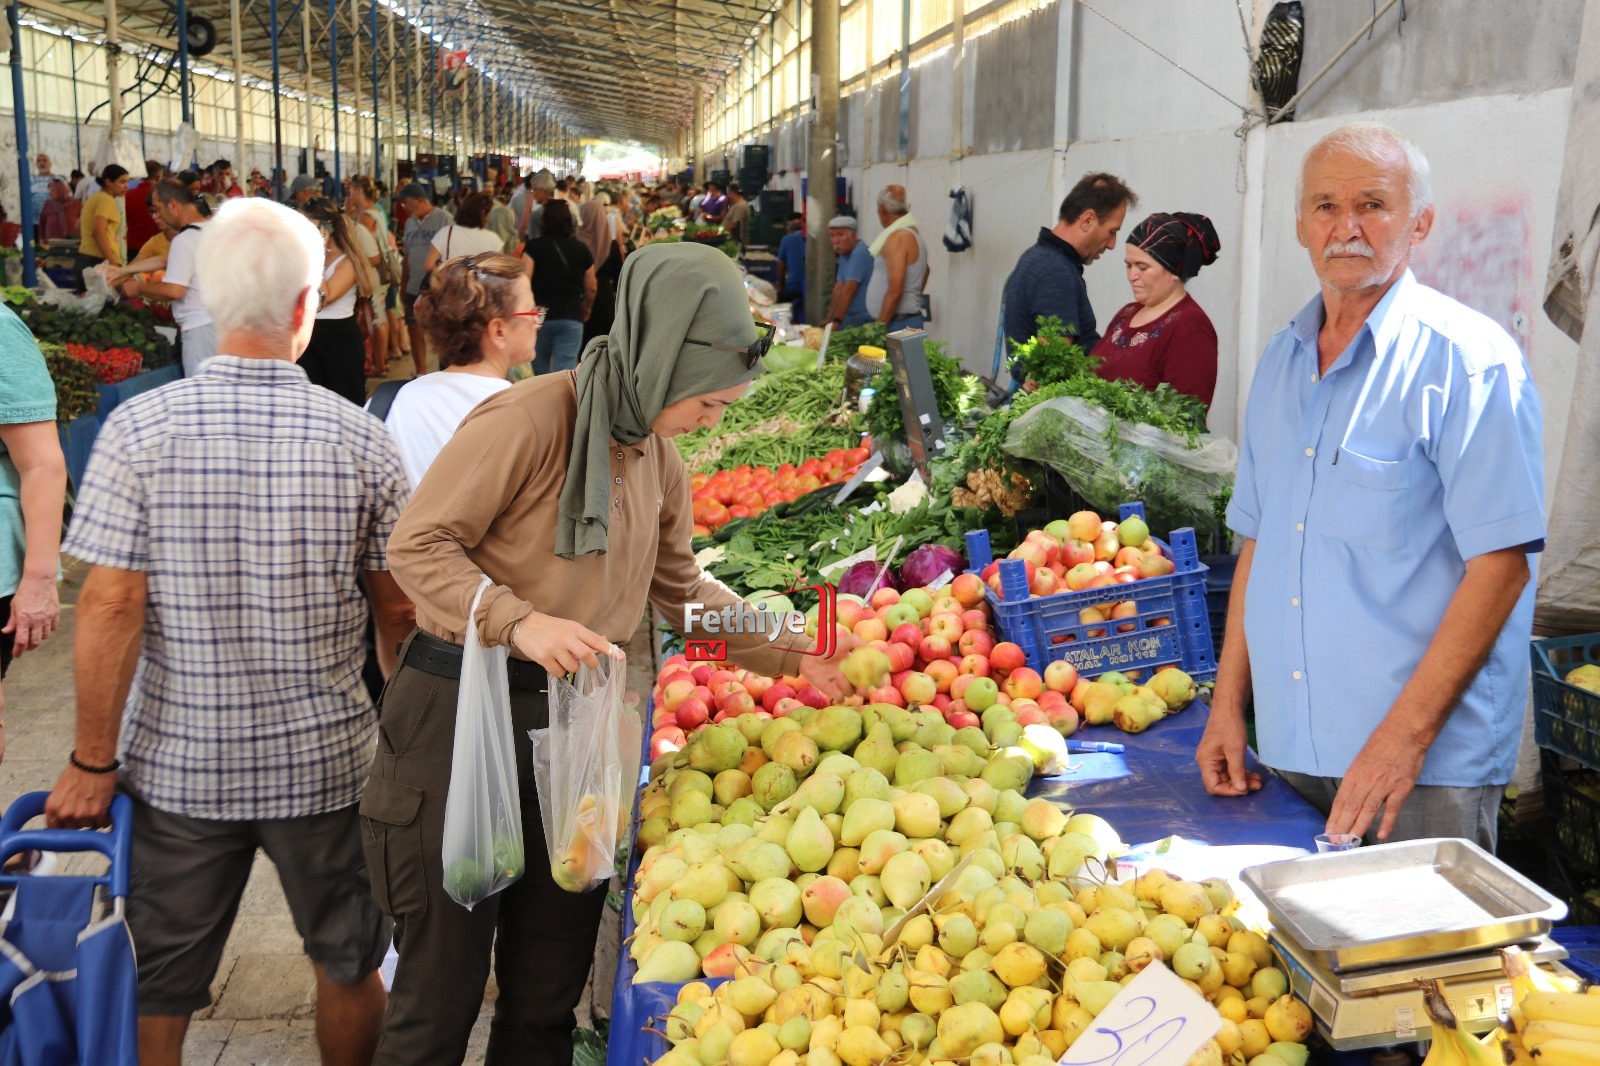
[62,356,411,820]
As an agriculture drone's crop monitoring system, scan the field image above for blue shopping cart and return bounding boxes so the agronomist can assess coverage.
[0,791,137,1066]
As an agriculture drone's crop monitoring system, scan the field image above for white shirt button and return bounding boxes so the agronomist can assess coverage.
[1291,597,1300,607]
[1304,448,1315,458]
[614,476,622,484]
[1292,670,1303,680]
[1311,373,1319,382]
[1296,522,1305,532]
[614,498,621,508]
[616,452,623,459]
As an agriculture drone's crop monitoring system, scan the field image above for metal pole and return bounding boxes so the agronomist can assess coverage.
[303,0,313,181]
[370,0,379,179]
[106,0,122,142]
[897,0,909,161]
[176,0,191,127]
[385,2,396,188]
[231,0,245,169]
[270,0,282,197]
[69,37,81,171]
[350,0,361,176]
[328,0,341,189]
[9,0,35,286]
[428,34,436,157]
[805,0,838,324]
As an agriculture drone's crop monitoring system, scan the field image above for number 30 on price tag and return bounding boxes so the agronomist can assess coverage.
[1058,961,1222,1066]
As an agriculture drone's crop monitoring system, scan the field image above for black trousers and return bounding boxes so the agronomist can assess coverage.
[360,630,608,1066]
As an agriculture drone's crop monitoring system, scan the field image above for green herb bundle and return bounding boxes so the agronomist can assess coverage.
[861,340,986,448]
[1006,315,1096,386]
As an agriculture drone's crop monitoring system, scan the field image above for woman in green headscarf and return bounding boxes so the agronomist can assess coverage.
[372,242,855,1066]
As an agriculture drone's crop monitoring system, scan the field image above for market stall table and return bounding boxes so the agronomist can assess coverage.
[605,708,1328,1066]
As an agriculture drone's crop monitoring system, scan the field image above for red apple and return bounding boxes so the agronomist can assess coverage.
[835,599,867,630]
[960,609,988,632]
[1004,667,1044,700]
[870,587,901,609]
[1036,689,1070,713]
[742,674,773,700]
[940,704,979,729]
[1067,510,1102,542]
[1139,554,1174,578]
[959,653,991,677]
[885,642,915,673]
[1111,601,1140,633]
[1044,660,1079,694]
[1045,703,1079,736]
[796,684,828,709]
[958,629,995,658]
[931,693,951,711]
[951,572,987,607]
[932,594,963,616]
[1062,539,1096,567]
[772,696,804,717]
[692,684,714,706]
[650,725,687,759]
[1014,704,1048,727]
[928,612,964,642]
[991,642,1027,673]
[761,682,797,713]
[1086,575,1118,590]
[1030,569,1060,597]
[853,617,889,643]
[722,691,757,716]
[1114,546,1145,569]
[690,664,715,686]
[980,560,1001,582]
[868,684,905,707]
[925,659,958,693]
[944,710,981,730]
[1009,542,1048,568]
[919,633,953,662]
[675,696,710,730]
[1065,563,1099,591]
[662,653,691,671]
[891,622,925,647]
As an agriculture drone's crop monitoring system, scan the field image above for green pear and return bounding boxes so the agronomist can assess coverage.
[844,766,893,808]
[841,797,896,847]
[785,806,835,873]
[851,723,900,778]
[803,705,864,752]
[751,762,797,811]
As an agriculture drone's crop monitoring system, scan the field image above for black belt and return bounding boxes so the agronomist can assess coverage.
[402,628,548,691]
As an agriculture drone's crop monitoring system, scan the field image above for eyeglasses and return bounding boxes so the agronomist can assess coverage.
[505,306,547,326]
[682,319,775,369]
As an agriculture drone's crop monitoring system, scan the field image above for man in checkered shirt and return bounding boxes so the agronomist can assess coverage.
[45,197,416,1065]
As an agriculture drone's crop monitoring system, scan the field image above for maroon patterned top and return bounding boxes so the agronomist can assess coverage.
[1090,294,1218,409]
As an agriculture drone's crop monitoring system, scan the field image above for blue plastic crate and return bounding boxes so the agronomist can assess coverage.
[1531,633,1600,772]
[964,502,1216,681]
[1551,926,1600,984]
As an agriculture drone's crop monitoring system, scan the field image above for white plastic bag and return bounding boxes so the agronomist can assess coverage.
[530,651,640,893]
[440,578,525,909]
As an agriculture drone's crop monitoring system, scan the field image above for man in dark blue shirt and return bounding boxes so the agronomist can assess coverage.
[775,213,806,322]
[1002,172,1137,384]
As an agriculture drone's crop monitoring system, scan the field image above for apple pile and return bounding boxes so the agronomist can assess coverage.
[977,510,1176,601]
[690,448,872,534]
[650,582,1086,763]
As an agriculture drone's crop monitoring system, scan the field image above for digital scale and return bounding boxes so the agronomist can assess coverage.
[1271,929,1571,1050]
[884,328,947,479]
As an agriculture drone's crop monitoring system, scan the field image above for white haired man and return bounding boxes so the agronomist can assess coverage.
[1196,123,1545,850]
[45,197,416,1065]
[866,184,928,331]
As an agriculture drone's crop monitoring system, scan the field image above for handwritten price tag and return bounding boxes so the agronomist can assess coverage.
[1058,961,1221,1066]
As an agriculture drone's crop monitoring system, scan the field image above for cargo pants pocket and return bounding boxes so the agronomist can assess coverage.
[360,776,427,922]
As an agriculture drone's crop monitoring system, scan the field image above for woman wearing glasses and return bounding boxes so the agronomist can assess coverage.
[375,253,540,489]
[364,242,853,1065]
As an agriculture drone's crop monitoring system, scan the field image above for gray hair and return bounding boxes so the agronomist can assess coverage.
[1296,122,1433,219]
[876,185,908,215]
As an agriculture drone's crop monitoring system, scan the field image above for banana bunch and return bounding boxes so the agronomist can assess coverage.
[1487,946,1598,1065]
[1417,979,1507,1066]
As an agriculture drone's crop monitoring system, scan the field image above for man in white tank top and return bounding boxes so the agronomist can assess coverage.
[865,184,929,331]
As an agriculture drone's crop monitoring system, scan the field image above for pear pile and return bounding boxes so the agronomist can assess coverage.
[629,705,1314,1066]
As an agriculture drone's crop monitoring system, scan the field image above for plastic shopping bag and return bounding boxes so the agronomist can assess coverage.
[440,578,525,909]
[530,650,640,893]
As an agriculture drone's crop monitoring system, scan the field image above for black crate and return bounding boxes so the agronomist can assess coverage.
[1542,748,1600,873]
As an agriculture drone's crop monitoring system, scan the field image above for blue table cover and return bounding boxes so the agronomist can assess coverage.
[605,706,1328,1066]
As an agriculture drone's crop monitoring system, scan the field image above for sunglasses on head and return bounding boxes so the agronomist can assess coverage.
[682,320,774,370]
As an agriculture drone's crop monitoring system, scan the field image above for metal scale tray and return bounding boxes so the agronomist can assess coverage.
[1241,838,1567,972]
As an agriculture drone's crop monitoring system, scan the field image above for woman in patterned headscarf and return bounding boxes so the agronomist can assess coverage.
[1091,211,1222,409]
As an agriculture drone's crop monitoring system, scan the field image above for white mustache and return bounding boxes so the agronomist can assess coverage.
[1323,239,1375,259]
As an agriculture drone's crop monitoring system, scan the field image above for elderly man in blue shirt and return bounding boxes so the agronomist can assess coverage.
[1196,122,1545,850]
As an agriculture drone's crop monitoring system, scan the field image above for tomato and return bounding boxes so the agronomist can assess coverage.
[728,504,752,519]
[692,523,712,537]
[690,473,710,490]
[826,466,845,481]
[796,474,822,492]
[844,447,871,467]
[824,450,844,466]
[703,501,731,527]
[799,459,822,476]
[691,486,715,503]
[776,463,796,476]
[734,489,764,509]
[714,485,735,506]
[762,491,785,507]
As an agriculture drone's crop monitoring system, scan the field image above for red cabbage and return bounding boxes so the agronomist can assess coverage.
[839,560,900,598]
[899,543,966,590]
